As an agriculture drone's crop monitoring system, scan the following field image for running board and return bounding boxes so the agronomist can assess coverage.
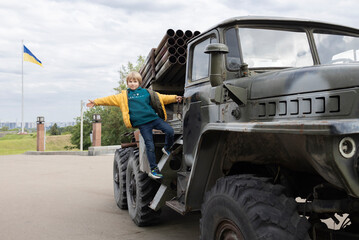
[150,136,184,212]
[150,184,175,211]
[166,200,187,215]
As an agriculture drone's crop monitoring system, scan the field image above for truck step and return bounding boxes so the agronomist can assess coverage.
[165,200,186,215]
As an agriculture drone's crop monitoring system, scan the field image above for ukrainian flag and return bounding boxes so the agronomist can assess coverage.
[23,45,42,66]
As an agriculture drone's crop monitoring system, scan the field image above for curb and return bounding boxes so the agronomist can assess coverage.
[88,145,121,156]
[25,151,89,156]
[24,145,122,156]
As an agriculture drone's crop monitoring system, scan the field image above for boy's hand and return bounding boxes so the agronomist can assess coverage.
[176,96,182,103]
[86,100,95,108]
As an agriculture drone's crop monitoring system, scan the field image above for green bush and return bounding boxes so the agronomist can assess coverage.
[49,123,61,135]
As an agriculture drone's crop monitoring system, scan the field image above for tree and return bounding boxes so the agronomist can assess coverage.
[60,125,74,134]
[101,106,131,145]
[0,126,9,131]
[70,107,102,150]
[49,123,60,135]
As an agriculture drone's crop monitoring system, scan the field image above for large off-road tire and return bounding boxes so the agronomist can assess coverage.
[113,148,130,209]
[200,174,311,240]
[126,148,161,226]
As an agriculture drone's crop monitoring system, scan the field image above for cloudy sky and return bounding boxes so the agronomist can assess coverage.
[0,0,358,123]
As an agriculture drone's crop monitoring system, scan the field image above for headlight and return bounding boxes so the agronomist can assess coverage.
[339,137,356,159]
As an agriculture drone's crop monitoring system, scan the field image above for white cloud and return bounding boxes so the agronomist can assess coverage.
[0,0,358,123]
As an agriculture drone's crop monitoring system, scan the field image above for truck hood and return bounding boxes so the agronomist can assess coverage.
[249,64,359,99]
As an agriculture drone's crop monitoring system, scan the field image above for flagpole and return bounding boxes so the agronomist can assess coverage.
[80,100,84,151]
[21,40,24,134]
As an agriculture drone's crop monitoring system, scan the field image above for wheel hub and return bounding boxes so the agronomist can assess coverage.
[216,219,244,240]
[114,162,119,184]
[129,172,137,207]
[114,172,119,184]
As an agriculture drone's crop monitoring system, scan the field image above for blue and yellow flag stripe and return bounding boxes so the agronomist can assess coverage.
[23,45,42,66]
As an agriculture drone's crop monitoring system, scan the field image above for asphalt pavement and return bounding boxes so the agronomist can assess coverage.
[0,154,200,240]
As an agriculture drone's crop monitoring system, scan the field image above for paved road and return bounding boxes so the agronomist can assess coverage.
[0,154,200,240]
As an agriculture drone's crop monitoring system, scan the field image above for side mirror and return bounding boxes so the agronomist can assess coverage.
[204,43,229,87]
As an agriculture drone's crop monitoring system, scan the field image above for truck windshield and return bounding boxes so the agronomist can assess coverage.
[313,30,359,65]
[231,28,313,69]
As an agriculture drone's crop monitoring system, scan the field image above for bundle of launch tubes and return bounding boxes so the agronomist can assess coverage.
[140,29,200,90]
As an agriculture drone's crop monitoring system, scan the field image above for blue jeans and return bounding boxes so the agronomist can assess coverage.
[138,118,174,170]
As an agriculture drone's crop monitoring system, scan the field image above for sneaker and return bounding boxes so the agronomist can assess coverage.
[162,147,171,156]
[149,167,163,179]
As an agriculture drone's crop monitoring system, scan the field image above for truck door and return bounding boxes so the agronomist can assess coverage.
[183,30,218,167]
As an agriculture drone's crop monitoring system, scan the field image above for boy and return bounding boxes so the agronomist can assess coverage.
[87,71,182,179]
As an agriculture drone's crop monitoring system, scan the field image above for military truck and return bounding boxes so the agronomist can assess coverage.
[113,16,359,239]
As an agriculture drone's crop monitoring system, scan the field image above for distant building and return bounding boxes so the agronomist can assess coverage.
[0,122,76,130]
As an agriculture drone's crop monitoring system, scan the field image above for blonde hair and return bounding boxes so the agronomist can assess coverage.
[126,71,142,84]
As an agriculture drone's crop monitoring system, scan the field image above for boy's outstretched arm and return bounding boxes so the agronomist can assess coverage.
[159,93,182,105]
[86,100,95,108]
[87,95,122,108]
[95,95,121,106]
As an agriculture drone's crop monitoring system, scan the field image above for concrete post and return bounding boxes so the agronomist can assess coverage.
[36,116,45,151]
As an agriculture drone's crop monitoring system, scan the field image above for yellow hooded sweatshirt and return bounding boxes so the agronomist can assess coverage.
[93,90,177,128]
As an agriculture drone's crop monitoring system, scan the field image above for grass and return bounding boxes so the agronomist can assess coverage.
[0,133,77,155]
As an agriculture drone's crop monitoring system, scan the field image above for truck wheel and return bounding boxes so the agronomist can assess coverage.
[113,148,130,209]
[126,148,161,226]
[200,175,310,240]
